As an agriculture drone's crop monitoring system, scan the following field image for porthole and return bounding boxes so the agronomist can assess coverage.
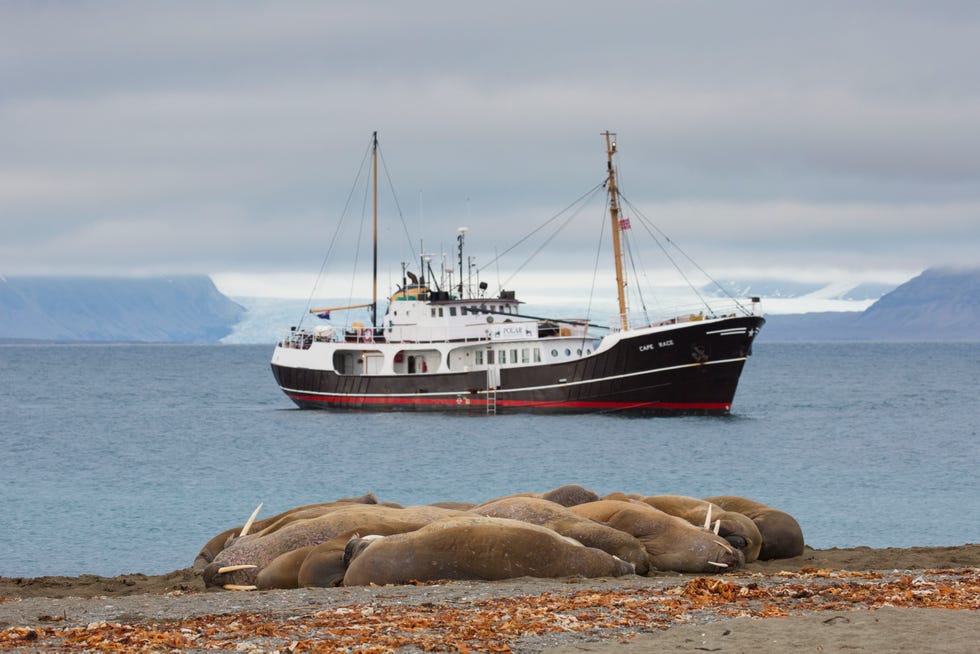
[551,349,559,357]
[564,348,571,356]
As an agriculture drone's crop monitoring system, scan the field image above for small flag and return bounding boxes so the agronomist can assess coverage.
[317,311,331,319]
[619,217,631,230]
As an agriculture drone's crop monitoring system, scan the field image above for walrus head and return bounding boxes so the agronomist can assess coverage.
[343,534,385,567]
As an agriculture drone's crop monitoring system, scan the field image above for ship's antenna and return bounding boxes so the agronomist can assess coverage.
[457,226,468,298]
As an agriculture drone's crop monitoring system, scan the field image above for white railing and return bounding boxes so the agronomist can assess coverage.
[610,298,762,332]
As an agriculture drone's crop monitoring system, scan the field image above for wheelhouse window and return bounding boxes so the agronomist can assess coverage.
[450,307,457,316]
[533,348,542,362]
[499,350,507,364]
[521,348,530,363]
[475,350,484,365]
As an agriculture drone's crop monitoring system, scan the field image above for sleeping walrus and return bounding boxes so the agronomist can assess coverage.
[639,495,763,563]
[204,504,466,588]
[703,496,804,560]
[570,500,743,573]
[471,496,650,574]
[342,515,635,586]
[193,493,379,569]
[255,519,428,589]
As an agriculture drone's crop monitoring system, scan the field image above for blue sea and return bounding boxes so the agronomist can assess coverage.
[1,342,978,578]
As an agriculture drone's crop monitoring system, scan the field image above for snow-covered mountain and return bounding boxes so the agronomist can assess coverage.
[0,276,244,343]
[760,267,980,341]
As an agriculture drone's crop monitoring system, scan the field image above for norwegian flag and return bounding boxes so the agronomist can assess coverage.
[619,217,631,230]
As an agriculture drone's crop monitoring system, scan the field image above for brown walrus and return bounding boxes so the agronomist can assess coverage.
[539,484,600,507]
[255,520,427,589]
[471,496,650,574]
[640,495,763,563]
[204,504,466,588]
[703,496,805,560]
[193,493,379,569]
[569,500,743,573]
[342,515,635,586]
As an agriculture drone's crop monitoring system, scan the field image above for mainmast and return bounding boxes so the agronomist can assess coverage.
[604,131,629,331]
[371,131,379,327]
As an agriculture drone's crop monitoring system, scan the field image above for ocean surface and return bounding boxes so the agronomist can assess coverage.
[1,342,978,578]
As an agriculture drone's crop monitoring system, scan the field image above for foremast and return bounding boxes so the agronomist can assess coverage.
[604,131,629,331]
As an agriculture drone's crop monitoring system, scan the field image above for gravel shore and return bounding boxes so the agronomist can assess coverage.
[2,544,978,652]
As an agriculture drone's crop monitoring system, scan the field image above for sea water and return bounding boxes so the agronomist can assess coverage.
[1,342,977,578]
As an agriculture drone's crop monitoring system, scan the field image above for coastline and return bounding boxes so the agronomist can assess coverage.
[2,544,977,652]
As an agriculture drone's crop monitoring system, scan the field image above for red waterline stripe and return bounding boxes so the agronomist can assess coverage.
[287,393,729,411]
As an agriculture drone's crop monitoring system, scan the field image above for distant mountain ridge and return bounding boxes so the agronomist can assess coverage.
[706,279,897,301]
[0,275,245,343]
[2,268,975,344]
[760,267,980,341]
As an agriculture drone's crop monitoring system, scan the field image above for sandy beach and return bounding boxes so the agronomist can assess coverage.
[2,544,977,652]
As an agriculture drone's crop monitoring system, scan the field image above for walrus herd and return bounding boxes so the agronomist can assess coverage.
[195,485,804,591]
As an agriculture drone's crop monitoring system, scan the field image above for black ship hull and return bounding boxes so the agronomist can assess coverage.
[271,316,764,415]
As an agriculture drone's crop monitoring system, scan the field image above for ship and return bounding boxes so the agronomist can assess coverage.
[271,132,764,415]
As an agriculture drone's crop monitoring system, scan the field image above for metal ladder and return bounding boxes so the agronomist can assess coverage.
[486,367,497,416]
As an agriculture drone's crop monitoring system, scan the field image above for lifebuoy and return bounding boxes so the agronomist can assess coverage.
[361,328,373,343]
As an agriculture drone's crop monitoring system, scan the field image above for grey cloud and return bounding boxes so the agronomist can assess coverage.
[1,1,978,283]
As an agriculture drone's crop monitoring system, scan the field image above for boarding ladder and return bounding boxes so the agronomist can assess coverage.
[486,366,498,416]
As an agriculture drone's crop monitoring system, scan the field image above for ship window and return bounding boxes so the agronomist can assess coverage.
[487,350,494,364]
[431,308,436,317]
[586,349,591,355]
[499,350,507,364]
[564,348,571,356]
[450,307,457,316]
[439,308,444,317]
[510,349,518,363]
[577,348,582,355]
[521,348,529,363]
[534,348,542,362]
[551,349,558,357]
[475,350,484,365]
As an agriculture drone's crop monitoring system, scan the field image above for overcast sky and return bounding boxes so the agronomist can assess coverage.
[2,1,978,298]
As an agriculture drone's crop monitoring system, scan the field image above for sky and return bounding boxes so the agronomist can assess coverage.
[2,1,979,301]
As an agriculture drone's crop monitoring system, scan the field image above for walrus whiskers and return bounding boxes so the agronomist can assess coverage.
[217,564,258,575]
[239,503,263,537]
[223,584,258,591]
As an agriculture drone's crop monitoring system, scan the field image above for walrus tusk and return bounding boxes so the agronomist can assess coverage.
[703,505,712,530]
[713,519,721,535]
[707,561,728,568]
[223,584,258,591]
[240,503,263,537]
[217,564,258,575]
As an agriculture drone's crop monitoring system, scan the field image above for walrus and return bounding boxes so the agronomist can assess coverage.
[539,484,600,507]
[472,484,599,510]
[640,495,763,563]
[342,515,635,586]
[569,500,743,573]
[255,519,427,589]
[471,496,650,574]
[703,496,805,560]
[204,504,466,588]
[193,493,379,569]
